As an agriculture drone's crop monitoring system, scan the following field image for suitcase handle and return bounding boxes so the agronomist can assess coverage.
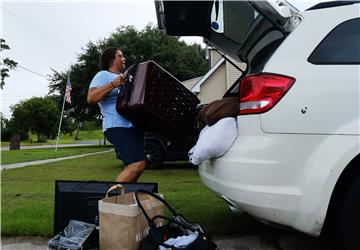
[104,184,125,198]
[117,63,139,112]
[124,63,139,104]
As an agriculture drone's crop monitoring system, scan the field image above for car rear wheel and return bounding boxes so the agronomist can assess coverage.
[338,178,360,250]
[145,141,164,169]
[330,176,360,250]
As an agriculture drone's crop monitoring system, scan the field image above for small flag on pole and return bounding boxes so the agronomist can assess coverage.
[55,72,72,152]
[65,75,72,104]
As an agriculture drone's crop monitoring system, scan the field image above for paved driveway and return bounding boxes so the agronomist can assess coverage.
[2,224,334,250]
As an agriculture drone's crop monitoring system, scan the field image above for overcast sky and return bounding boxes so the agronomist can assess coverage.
[1,0,319,118]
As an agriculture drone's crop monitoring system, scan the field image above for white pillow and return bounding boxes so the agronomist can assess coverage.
[188,117,237,165]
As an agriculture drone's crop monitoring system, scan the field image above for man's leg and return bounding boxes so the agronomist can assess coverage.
[115,160,146,183]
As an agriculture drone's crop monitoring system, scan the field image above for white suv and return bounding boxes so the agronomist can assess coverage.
[156,1,360,249]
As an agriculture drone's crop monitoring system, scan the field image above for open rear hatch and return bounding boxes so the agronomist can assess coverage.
[155,0,300,64]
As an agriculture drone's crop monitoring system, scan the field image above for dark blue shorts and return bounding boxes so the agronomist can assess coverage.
[104,127,145,166]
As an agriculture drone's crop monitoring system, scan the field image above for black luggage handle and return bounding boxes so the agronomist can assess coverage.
[121,62,140,105]
[135,189,178,225]
[151,215,199,232]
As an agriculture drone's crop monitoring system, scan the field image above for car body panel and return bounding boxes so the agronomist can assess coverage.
[156,0,360,237]
[261,5,360,135]
[199,4,360,235]
[199,115,359,235]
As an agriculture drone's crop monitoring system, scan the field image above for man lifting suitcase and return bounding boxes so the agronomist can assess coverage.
[87,48,146,183]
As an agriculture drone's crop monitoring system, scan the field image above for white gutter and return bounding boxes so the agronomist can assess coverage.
[192,58,225,93]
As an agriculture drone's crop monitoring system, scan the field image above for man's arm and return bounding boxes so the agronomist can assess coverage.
[87,74,125,105]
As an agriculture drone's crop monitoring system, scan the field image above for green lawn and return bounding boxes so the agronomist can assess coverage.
[1,146,112,165]
[1,130,104,147]
[1,152,268,237]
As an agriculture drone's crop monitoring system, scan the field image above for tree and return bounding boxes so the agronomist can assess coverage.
[1,112,29,141]
[1,112,11,141]
[49,24,208,138]
[1,39,18,89]
[10,97,60,142]
[103,25,208,80]
[49,62,101,140]
[0,112,8,129]
[47,95,77,135]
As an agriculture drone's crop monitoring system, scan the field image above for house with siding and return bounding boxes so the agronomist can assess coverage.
[182,47,246,104]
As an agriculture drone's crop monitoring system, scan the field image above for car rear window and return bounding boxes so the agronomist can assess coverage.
[308,18,360,65]
[221,1,256,45]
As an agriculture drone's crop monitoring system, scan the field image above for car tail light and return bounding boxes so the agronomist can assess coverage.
[239,73,295,115]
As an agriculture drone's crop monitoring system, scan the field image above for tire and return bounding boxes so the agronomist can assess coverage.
[331,177,360,250]
[144,141,164,169]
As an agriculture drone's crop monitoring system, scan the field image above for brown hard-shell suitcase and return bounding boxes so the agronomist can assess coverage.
[116,61,200,137]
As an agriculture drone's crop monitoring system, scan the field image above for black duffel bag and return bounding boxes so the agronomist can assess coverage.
[135,189,218,250]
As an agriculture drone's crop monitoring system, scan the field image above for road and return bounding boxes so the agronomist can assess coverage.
[1,149,114,170]
[1,140,105,151]
[216,231,333,250]
[1,230,334,250]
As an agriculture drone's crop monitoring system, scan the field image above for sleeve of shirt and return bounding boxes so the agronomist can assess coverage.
[89,71,107,89]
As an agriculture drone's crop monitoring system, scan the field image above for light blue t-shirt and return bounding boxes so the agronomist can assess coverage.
[89,70,133,132]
